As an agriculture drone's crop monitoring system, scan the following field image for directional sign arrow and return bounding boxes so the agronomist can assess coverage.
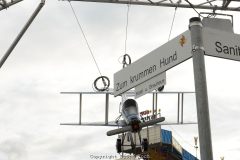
[135,72,166,99]
[114,30,192,97]
[203,27,240,61]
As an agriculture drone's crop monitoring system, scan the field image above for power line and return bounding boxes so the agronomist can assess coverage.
[69,1,103,76]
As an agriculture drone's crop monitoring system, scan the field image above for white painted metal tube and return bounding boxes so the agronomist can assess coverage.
[107,126,132,136]
[0,0,23,11]
[0,1,45,68]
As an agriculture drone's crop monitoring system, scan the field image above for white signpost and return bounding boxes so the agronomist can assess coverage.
[135,72,166,99]
[203,27,240,61]
[114,30,192,97]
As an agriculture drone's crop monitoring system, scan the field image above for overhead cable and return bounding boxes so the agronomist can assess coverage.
[167,4,195,149]
[119,0,132,69]
[168,6,178,41]
[169,125,195,148]
[69,1,103,76]
[168,1,182,41]
[124,0,131,55]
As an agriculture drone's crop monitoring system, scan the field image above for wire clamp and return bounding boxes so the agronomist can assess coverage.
[93,76,110,92]
[192,45,205,53]
[118,54,131,68]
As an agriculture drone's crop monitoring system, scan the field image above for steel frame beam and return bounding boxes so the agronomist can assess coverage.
[0,0,45,68]
[60,0,240,12]
[222,0,226,6]
[207,0,213,6]
[223,0,232,10]
[0,0,23,11]
[197,0,216,6]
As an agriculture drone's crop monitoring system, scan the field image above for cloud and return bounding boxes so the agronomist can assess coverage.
[1,0,240,160]
[0,139,27,160]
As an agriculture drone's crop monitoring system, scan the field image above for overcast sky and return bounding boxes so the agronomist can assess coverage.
[1,0,240,160]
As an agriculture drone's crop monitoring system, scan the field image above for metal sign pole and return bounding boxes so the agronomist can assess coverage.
[189,17,213,160]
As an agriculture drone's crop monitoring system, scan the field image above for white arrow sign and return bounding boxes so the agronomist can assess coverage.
[203,27,240,61]
[114,30,192,97]
[135,72,166,99]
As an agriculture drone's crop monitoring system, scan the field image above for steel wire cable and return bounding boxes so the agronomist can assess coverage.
[118,1,132,69]
[167,3,196,151]
[69,1,103,76]
[168,6,178,41]
[169,125,195,148]
[124,1,131,55]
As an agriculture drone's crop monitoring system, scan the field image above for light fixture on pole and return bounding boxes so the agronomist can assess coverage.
[194,137,198,159]
[158,109,161,118]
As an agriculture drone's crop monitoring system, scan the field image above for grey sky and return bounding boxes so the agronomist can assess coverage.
[0,0,240,160]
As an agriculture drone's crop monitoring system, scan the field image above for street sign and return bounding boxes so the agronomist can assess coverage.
[135,72,166,99]
[114,30,192,97]
[203,27,240,61]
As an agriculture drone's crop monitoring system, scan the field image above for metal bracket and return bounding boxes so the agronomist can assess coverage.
[189,21,203,28]
[0,3,5,7]
[213,5,217,14]
[200,12,234,28]
[192,45,205,53]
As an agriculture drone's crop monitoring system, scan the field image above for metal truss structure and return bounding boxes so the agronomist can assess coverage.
[61,0,240,12]
[2,1,240,12]
[0,0,23,11]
